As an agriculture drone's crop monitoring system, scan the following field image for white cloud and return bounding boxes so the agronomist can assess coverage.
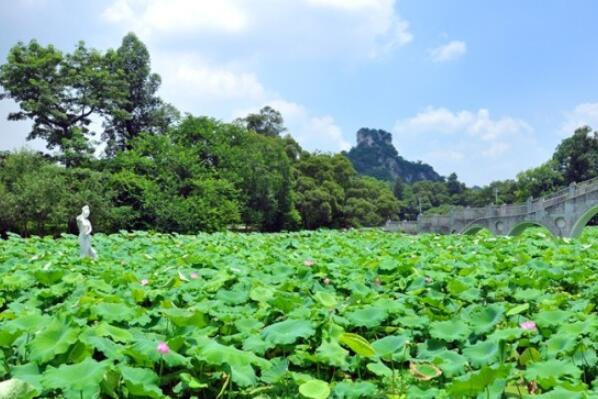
[560,102,598,135]
[394,107,531,142]
[102,0,248,36]
[392,107,544,185]
[102,0,411,59]
[307,0,389,11]
[306,0,413,57]
[149,52,268,116]
[173,64,265,101]
[429,40,467,62]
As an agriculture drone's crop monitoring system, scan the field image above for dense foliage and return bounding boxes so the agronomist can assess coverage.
[1,228,598,398]
[0,116,400,237]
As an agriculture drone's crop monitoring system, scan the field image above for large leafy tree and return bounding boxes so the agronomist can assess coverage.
[170,116,297,231]
[235,106,286,137]
[102,33,178,156]
[553,126,598,184]
[0,40,125,166]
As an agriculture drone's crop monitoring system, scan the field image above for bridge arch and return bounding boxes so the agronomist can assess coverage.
[570,204,598,238]
[508,221,554,237]
[460,223,491,235]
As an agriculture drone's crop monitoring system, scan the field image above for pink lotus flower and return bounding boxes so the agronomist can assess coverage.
[190,272,199,280]
[304,259,315,267]
[323,277,331,285]
[520,321,537,331]
[157,341,170,354]
[140,278,149,286]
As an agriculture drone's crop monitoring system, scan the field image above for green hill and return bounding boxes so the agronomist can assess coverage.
[346,128,442,183]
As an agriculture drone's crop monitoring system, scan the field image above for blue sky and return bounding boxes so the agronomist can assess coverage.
[2,0,598,185]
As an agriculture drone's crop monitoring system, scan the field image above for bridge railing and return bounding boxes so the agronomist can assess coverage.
[419,176,598,225]
[574,176,598,196]
[384,220,418,233]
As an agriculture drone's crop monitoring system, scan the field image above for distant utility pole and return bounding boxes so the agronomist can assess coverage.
[494,187,499,204]
[418,197,423,215]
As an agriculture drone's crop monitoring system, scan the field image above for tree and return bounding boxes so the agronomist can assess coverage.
[515,161,563,200]
[168,116,297,231]
[235,106,286,137]
[102,33,178,155]
[393,177,405,199]
[0,151,116,236]
[109,131,241,233]
[0,40,125,166]
[447,173,465,196]
[553,126,598,184]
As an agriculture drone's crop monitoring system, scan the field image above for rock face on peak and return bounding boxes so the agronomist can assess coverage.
[356,128,393,147]
[346,128,442,183]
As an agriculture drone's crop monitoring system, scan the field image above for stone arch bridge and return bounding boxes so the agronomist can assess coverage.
[385,177,598,238]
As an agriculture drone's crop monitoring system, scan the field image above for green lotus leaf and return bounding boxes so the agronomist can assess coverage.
[262,319,315,346]
[241,335,268,356]
[533,387,585,399]
[315,340,349,368]
[261,357,288,384]
[429,320,470,341]
[344,306,387,328]
[339,333,376,358]
[90,322,133,343]
[462,339,500,368]
[367,362,392,377]
[534,310,571,328]
[1,313,49,337]
[235,318,265,334]
[333,380,378,399]
[93,302,136,323]
[29,320,79,364]
[191,337,269,367]
[250,285,275,302]
[229,363,257,387]
[314,291,338,309]
[487,327,523,342]
[81,335,126,361]
[545,333,578,357]
[406,386,440,399]
[119,365,165,399]
[447,365,511,397]
[299,379,331,399]
[161,307,206,328]
[371,335,410,360]
[506,303,529,316]
[464,304,504,334]
[41,357,109,394]
[33,269,64,286]
[431,350,468,377]
[524,359,581,389]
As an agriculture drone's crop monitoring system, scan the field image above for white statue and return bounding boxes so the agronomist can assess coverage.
[76,205,97,260]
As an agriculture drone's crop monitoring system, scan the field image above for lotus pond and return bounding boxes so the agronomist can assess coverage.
[1,228,598,398]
